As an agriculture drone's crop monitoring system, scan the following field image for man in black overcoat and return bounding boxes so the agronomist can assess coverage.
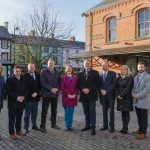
[78,60,99,135]
[24,63,41,133]
[6,66,28,140]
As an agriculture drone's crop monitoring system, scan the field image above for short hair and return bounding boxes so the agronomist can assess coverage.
[48,59,55,64]
[138,62,146,66]
[28,62,35,66]
[14,66,21,70]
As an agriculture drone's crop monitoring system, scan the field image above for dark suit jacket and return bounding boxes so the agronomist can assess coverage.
[40,68,60,98]
[24,72,41,101]
[99,71,116,104]
[78,69,99,101]
[6,75,28,109]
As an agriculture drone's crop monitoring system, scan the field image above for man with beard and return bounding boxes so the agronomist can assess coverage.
[132,62,150,140]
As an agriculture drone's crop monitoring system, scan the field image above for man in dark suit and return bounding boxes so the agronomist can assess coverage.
[40,60,60,133]
[6,66,28,140]
[24,63,41,133]
[78,60,99,135]
[99,62,116,132]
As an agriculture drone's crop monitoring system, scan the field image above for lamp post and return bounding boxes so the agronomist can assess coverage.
[13,26,19,65]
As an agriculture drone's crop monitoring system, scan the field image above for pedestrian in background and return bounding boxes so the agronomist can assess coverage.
[99,62,116,133]
[40,60,60,133]
[0,64,5,140]
[61,65,78,131]
[78,60,99,135]
[6,66,28,140]
[24,63,41,133]
[116,65,133,134]
[132,62,150,140]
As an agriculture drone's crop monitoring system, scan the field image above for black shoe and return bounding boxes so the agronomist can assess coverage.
[100,127,108,131]
[51,125,60,130]
[69,127,74,131]
[109,128,115,133]
[40,127,47,133]
[32,126,40,131]
[25,129,30,134]
[122,129,128,134]
[81,126,91,131]
[91,128,96,135]
[119,129,123,133]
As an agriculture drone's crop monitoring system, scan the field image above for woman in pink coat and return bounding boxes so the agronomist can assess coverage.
[61,65,78,131]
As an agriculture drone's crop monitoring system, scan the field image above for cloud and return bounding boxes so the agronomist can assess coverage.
[0,0,29,25]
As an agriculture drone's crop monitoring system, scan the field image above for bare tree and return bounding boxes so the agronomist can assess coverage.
[14,0,74,71]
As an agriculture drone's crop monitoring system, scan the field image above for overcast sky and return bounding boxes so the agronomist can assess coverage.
[0,0,101,42]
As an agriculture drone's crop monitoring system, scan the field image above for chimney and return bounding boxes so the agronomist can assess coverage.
[28,30,35,37]
[4,22,8,29]
[69,36,75,42]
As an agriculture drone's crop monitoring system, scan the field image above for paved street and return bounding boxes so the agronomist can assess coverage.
[0,95,150,150]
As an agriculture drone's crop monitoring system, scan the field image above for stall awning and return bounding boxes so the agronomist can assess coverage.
[68,44,150,59]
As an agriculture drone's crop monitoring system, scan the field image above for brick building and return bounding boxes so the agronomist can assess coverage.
[71,0,150,73]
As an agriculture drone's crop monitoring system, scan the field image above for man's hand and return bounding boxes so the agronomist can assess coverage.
[32,92,38,98]
[51,88,58,94]
[100,89,107,96]
[132,94,139,101]
[118,95,123,100]
[17,96,24,103]
[82,88,90,94]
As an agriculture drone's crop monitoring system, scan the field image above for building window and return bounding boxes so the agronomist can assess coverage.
[107,17,116,42]
[138,8,150,37]
[1,52,8,61]
[1,40,8,49]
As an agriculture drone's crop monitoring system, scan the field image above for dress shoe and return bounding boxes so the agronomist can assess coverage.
[10,134,17,140]
[51,125,60,130]
[119,129,123,133]
[100,127,108,131]
[81,126,91,131]
[122,130,128,134]
[136,133,146,140]
[109,128,115,133]
[90,128,96,135]
[32,126,40,131]
[40,127,47,133]
[16,132,26,137]
[132,130,141,134]
[25,129,30,134]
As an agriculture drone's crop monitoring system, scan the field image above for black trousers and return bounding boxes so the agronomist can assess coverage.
[40,97,58,128]
[121,111,130,131]
[82,99,96,128]
[101,96,115,129]
[8,108,24,135]
[135,107,148,134]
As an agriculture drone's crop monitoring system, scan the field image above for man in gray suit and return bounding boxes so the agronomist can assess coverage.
[132,62,150,140]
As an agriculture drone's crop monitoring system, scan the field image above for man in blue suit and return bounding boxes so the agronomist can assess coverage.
[99,62,116,132]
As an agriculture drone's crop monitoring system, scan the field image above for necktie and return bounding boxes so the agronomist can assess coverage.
[31,73,35,80]
[137,74,141,83]
[103,72,107,81]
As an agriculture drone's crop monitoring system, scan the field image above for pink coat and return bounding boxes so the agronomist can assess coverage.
[61,75,78,107]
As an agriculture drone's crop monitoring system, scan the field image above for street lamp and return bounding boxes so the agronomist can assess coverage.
[13,26,19,65]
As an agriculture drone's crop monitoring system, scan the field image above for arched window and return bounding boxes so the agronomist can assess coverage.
[138,8,150,37]
[107,17,116,42]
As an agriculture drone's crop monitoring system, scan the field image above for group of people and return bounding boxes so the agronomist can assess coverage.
[0,59,149,141]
